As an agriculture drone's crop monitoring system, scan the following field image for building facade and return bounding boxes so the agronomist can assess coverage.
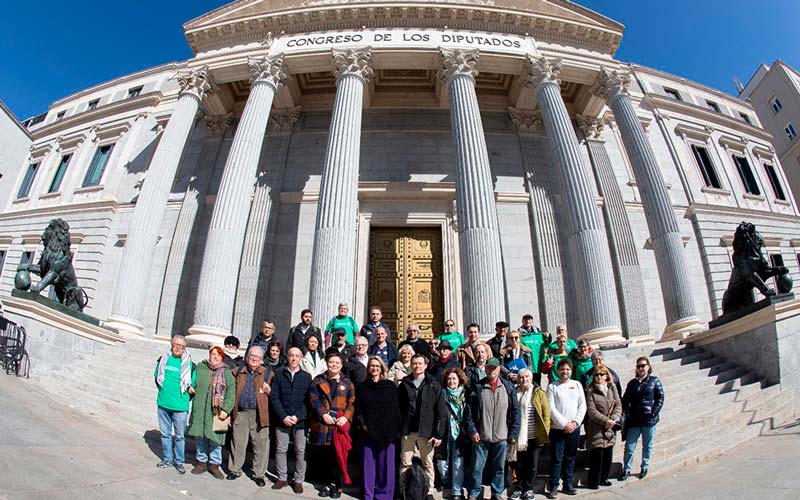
[740,60,800,204]
[3,0,799,346]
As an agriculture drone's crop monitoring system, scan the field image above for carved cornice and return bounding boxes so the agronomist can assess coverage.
[268,106,302,132]
[508,107,543,134]
[176,66,214,100]
[437,47,479,83]
[204,113,233,137]
[594,67,631,102]
[333,48,374,83]
[576,115,604,140]
[522,56,561,90]
[248,53,290,90]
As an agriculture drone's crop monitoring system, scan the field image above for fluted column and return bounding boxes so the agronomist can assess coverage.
[189,55,288,341]
[309,48,373,321]
[596,68,701,340]
[577,115,651,341]
[106,67,212,336]
[523,56,622,342]
[233,107,301,342]
[439,48,506,334]
[155,114,232,338]
[509,108,567,332]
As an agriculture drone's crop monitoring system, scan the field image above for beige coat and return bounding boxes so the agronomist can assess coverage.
[585,381,622,449]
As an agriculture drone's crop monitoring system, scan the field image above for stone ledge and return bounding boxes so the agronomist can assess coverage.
[684,297,800,347]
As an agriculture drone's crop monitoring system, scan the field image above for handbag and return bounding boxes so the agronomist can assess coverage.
[213,407,230,432]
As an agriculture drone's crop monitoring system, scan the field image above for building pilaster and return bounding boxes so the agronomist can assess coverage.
[440,48,506,333]
[106,67,212,336]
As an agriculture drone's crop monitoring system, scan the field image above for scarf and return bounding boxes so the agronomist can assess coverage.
[208,358,227,409]
[446,387,465,440]
[516,386,534,452]
[333,411,352,485]
[156,350,192,394]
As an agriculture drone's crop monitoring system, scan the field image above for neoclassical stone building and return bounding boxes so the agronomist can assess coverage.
[3,0,799,345]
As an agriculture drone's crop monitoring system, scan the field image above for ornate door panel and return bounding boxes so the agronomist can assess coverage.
[368,228,444,343]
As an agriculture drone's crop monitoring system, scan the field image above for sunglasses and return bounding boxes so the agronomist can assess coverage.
[636,364,648,368]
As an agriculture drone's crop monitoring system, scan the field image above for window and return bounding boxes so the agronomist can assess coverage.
[739,112,752,124]
[20,251,35,267]
[82,144,114,187]
[690,144,722,189]
[664,88,682,101]
[732,155,761,195]
[763,163,786,200]
[87,99,99,111]
[770,254,785,289]
[0,250,6,276]
[55,111,66,121]
[770,97,783,114]
[706,100,720,112]
[786,123,797,141]
[48,154,71,193]
[17,163,39,198]
[127,86,143,98]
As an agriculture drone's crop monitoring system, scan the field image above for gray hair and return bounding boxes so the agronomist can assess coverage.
[249,345,265,358]
[287,347,303,357]
[517,368,532,379]
[338,302,348,309]
[591,349,604,360]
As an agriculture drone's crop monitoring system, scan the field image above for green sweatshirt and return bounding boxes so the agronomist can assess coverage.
[325,315,359,345]
[437,331,466,350]
[154,355,197,412]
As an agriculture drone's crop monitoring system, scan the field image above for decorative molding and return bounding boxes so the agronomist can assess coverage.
[0,235,14,245]
[333,47,374,83]
[790,239,800,248]
[762,237,783,248]
[675,123,713,142]
[594,67,631,101]
[29,143,54,160]
[495,192,531,204]
[508,107,543,134]
[576,115,604,140]
[718,134,747,152]
[176,66,214,100]
[92,121,132,144]
[644,235,691,249]
[751,144,775,160]
[268,106,302,132]
[742,193,766,202]
[204,113,233,137]
[0,198,120,221]
[56,133,87,152]
[700,186,732,197]
[438,47,479,82]
[248,53,290,89]
[522,55,561,89]
[720,235,735,247]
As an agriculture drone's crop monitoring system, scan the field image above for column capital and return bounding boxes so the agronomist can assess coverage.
[176,66,213,101]
[595,67,632,102]
[522,55,562,90]
[333,48,374,83]
[204,113,233,138]
[508,107,543,134]
[576,115,605,140]
[268,106,302,133]
[438,48,480,82]
[248,53,289,90]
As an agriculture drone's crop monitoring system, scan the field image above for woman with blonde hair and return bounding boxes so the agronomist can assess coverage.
[585,365,621,489]
[388,343,414,385]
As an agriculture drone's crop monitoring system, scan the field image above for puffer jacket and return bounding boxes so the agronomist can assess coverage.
[622,375,664,427]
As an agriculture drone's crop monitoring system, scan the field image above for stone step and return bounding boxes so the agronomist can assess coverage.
[48,381,156,432]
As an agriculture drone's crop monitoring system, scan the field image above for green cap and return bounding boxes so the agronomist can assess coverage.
[486,357,501,367]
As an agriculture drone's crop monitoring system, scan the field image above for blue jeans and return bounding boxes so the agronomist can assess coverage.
[469,440,507,497]
[435,436,465,495]
[548,429,579,492]
[195,437,222,465]
[157,406,188,465]
[624,424,657,473]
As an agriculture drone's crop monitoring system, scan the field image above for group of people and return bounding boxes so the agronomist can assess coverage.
[154,304,665,500]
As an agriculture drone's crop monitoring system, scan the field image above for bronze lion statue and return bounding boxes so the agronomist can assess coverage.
[721,222,791,315]
[16,218,87,311]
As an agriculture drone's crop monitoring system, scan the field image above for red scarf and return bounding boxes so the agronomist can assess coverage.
[333,411,352,485]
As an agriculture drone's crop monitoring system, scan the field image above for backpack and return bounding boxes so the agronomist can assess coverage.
[403,457,429,500]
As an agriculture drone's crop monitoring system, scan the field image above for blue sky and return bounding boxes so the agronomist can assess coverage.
[2,1,798,121]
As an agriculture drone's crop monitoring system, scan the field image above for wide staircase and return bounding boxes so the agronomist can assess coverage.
[29,337,795,486]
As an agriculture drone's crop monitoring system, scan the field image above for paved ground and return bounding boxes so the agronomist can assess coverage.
[1,375,798,499]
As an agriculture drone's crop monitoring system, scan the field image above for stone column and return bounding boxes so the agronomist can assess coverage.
[577,115,651,341]
[509,108,567,332]
[309,48,373,321]
[155,114,232,338]
[106,67,212,336]
[233,107,301,341]
[523,56,623,343]
[189,55,288,341]
[439,48,506,333]
[596,68,701,340]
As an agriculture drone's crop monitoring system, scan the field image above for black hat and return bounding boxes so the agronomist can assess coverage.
[334,327,347,336]
[439,340,453,351]
[495,321,510,328]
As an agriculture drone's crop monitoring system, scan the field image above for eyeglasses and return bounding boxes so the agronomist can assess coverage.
[636,364,648,368]
[172,344,186,349]
[509,336,520,340]
[248,355,262,360]
[445,323,454,327]
[356,344,368,349]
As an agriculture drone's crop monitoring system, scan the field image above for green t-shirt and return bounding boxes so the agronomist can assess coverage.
[547,351,571,382]
[155,355,196,412]
[548,338,578,353]
[437,331,465,350]
[570,351,594,384]
[519,331,547,372]
[325,316,359,345]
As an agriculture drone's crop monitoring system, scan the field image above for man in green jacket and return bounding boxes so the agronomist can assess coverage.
[154,335,196,474]
[518,314,548,385]
[324,302,359,346]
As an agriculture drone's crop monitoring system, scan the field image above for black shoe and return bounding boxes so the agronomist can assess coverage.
[600,480,612,487]
[639,468,648,479]
[619,471,630,481]
[330,487,342,499]
[318,484,331,498]
[588,485,599,490]
[254,477,266,487]
[226,472,240,480]
[562,488,577,496]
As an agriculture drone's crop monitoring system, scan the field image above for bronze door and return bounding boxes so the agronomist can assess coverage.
[368,228,444,343]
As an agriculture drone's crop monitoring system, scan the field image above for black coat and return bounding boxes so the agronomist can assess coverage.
[487,335,505,358]
[398,338,432,359]
[356,379,402,447]
[397,374,448,439]
[427,354,460,384]
[287,323,323,355]
[622,375,664,427]
[463,376,521,441]
[269,367,312,429]
[345,358,368,386]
